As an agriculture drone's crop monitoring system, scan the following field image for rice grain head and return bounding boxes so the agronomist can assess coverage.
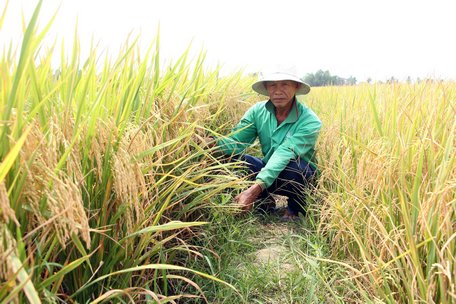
[112,143,147,235]
[87,119,117,183]
[20,122,57,229]
[0,181,19,226]
[19,119,91,248]
[46,173,91,248]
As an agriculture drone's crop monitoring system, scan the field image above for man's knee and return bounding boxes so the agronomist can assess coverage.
[280,160,316,184]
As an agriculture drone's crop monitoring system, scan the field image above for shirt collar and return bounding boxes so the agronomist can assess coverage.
[265,97,299,123]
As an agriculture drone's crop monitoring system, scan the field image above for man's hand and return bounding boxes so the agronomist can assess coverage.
[234,183,264,212]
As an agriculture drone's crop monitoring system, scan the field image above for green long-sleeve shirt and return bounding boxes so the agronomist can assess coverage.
[216,99,322,188]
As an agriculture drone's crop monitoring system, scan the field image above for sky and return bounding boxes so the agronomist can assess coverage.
[1,0,456,82]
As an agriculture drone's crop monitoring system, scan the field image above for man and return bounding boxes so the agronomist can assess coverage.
[212,67,321,221]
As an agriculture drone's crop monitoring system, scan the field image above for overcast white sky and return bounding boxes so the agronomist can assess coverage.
[2,0,456,81]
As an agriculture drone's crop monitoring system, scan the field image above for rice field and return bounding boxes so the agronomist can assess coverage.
[312,82,455,303]
[1,2,455,303]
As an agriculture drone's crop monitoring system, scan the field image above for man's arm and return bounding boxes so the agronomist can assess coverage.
[216,105,258,155]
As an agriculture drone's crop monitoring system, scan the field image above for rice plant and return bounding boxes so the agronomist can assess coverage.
[0,1,255,302]
[313,82,455,303]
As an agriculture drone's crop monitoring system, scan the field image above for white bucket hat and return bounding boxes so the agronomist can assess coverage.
[252,66,311,96]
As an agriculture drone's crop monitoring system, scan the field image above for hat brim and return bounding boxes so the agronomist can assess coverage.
[252,73,311,96]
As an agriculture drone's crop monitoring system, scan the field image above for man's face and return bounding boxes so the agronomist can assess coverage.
[265,80,300,109]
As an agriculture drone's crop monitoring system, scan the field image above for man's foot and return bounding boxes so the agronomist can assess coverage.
[280,209,300,222]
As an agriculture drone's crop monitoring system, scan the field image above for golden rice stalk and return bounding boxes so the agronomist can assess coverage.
[112,138,147,235]
[19,119,90,248]
[87,119,117,183]
[55,112,85,185]
[0,181,18,225]
[46,173,91,248]
[0,223,16,284]
[20,122,58,229]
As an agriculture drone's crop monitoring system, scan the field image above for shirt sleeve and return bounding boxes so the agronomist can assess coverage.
[256,115,321,188]
[216,104,258,155]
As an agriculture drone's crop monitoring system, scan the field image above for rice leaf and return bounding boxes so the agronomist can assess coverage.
[0,126,31,182]
[124,221,207,239]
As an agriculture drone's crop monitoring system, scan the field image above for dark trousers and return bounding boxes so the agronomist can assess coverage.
[240,154,317,215]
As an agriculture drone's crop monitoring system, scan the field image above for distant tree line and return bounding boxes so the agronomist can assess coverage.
[250,70,446,87]
[303,69,357,86]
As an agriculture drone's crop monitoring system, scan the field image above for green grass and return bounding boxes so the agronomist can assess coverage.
[187,200,351,304]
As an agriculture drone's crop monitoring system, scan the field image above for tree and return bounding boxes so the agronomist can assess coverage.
[303,70,357,86]
[346,76,357,85]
